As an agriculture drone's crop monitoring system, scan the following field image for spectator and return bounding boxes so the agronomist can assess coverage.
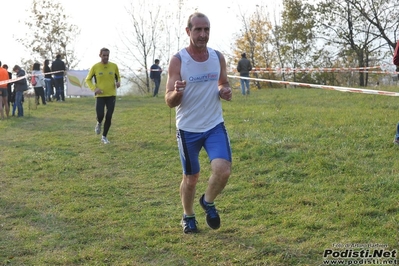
[2,64,13,110]
[51,54,66,101]
[237,53,252,95]
[31,62,46,105]
[12,65,28,117]
[0,61,8,119]
[44,59,53,102]
[150,59,162,97]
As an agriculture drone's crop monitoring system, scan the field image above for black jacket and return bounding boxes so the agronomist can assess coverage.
[51,59,66,78]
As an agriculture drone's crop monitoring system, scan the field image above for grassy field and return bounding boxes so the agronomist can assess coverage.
[1,85,399,265]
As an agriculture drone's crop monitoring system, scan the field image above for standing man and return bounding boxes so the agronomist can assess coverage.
[0,61,10,119]
[150,59,162,97]
[165,12,232,234]
[237,53,252,95]
[86,48,120,144]
[51,54,66,101]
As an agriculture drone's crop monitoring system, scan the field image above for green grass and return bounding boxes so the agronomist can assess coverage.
[1,86,399,265]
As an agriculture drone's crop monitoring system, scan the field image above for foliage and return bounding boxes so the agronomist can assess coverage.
[1,86,399,265]
[18,0,80,70]
[316,0,381,86]
[309,0,399,86]
[232,0,399,88]
[234,5,276,89]
[280,0,316,83]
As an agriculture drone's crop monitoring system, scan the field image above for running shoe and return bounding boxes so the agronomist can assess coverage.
[101,136,110,144]
[95,122,101,135]
[199,194,220,230]
[181,215,198,234]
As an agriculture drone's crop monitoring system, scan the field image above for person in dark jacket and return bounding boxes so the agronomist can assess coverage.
[12,65,28,117]
[236,53,252,95]
[51,54,66,101]
[150,59,162,97]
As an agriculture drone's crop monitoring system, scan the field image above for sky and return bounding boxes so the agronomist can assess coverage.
[2,0,283,70]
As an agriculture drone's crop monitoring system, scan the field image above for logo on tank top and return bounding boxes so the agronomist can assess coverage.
[188,72,218,83]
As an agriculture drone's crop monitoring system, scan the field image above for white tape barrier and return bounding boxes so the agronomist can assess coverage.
[229,65,399,74]
[250,70,399,74]
[228,75,399,97]
[0,70,64,86]
[245,65,392,73]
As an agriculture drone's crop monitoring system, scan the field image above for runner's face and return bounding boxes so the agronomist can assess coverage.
[100,51,110,64]
[187,16,210,49]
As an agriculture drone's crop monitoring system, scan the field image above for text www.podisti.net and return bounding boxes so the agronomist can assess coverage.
[322,248,397,265]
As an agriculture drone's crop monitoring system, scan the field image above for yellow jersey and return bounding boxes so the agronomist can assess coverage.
[85,62,120,97]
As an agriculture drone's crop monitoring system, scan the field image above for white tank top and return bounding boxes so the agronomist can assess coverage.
[176,47,224,132]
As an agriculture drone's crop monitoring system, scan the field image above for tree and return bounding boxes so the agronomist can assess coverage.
[118,0,188,95]
[347,0,399,50]
[271,20,286,84]
[18,0,80,69]
[230,0,399,87]
[279,0,316,83]
[116,0,190,95]
[233,5,276,89]
[117,1,161,94]
[316,0,398,86]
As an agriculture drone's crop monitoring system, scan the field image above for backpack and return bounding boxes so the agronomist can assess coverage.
[31,75,37,86]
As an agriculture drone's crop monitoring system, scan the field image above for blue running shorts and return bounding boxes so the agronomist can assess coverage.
[176,122,232,175]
